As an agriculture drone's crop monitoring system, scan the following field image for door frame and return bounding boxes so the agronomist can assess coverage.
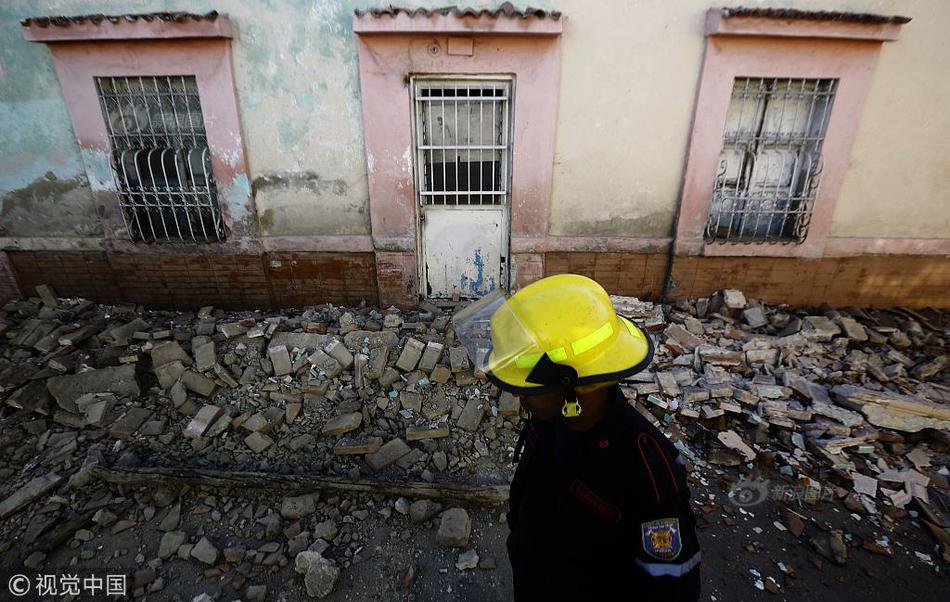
[409,73,516,299]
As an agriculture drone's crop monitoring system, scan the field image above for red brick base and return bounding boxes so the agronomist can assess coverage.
[7,251,378,310]
[6,249,948,310]
[543,251,950,309]
[0,251,21,302]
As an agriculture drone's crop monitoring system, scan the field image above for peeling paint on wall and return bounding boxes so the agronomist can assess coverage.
[0,174,101,237]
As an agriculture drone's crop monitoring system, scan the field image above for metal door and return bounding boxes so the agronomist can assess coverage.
[412,77,512,299]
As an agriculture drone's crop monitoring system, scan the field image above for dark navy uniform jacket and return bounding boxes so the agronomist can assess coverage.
[506,384,701,601]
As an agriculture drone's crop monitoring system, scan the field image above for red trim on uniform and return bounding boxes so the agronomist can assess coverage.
[636,433,680,503]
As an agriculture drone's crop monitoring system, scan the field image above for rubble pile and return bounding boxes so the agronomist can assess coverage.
[617,290,950,580]
[0,285,946,599]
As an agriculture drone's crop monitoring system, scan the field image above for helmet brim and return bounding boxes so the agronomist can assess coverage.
[486,315,655,394]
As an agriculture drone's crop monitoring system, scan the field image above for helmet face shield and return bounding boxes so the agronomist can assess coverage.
[450,290,545,379]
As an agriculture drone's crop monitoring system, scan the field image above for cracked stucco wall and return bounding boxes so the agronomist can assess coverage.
[1,0,948,245]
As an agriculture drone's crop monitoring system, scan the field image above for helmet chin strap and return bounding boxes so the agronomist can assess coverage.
[524,353,582,419]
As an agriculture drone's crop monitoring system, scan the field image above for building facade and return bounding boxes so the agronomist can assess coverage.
[1,0,948,309]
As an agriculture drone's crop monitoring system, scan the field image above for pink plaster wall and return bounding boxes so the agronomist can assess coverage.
[355,31,561,303]
[42,38,255,254]
[676,12,901,259]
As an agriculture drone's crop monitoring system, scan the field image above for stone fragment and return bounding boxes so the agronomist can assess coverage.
[664,324,703,351]
[396,338,426,372]
[803,316,841,342]
[159,531,186,559]
[244,432,274,453]
[282,494,318,519]
[418,341,444,371]
[499,391,520,417]
[456,549,479,571]
[323,339,354,370]
[321,412,362,436]
[409,500,441,524]
[742,306,768,329]
[47,364,140,413]
[717,430,756,461]
[722,289,747,309]
[155,361,186,390]
[449,347,469,373]
[182,370,216,397]
[836,317,868,342]
[406,424,450,441]
[190,536,219,565]
[150,341,192,368]
[0,473,63,519]
[184,405,224,439]
[437,508,471,547]
[109,407,153,439]
[366,438,411,471]
[269,345,293,377]
[307,349,342,378]
[295,551,340,598]
[194,341,216,372]
[457,397,484,432]
[333,436,383,455]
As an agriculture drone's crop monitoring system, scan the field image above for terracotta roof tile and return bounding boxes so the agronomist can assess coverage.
[22,11,219,28]
[720,6,910,25]
[354,2,560,20]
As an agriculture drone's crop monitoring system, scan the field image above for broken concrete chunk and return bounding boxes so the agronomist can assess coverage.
[194,341,216,372]
[342,330,398,353]
[742,306,768,329]
[366,438,411,471]
[396,338,426,372]
[406,424,450,441]
[182,370,216,397]
[418,341,444,372]
[499,391,520,417]
[833,384,950,432]
[308,349,342,378]
[717,430,756,462]
[0,472,63,519]
[457,397,484,432]
[269,345,293,377]
[150,341,192,368]
[244,432,275,453]
[155,361,186,390]
[109,406,153,439]
[105,318,150,346]
[836,317,868,342]
[449,346,469,373]
[282,494,318,519]
[323,339,354,370]
[190,536,219,565]
[437,508,472,547]
[321,412,362,436]
[803,316,841,342]
[47,364,140,414]
[184,405,224,439]
[219,322,250,338]
[722,289,747,309]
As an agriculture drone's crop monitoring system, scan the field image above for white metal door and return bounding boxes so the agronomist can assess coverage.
[412,77,512,299]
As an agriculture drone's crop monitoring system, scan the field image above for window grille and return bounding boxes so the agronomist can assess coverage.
[412,79,512,206]
[705,78,837,244]
[95,76,226,243]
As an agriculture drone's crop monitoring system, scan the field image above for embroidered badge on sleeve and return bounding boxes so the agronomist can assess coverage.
[641,517,682,561]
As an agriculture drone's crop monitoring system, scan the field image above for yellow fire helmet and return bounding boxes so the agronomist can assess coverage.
[451,274,654,400]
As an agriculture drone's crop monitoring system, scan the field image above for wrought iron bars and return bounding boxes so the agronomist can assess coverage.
[705,77,837,244]
[412,79,511,206]
[95,76,226,243]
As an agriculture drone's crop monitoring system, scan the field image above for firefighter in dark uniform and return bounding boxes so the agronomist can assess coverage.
[453,274,701,601]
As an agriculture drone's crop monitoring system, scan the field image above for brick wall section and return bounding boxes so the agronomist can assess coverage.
[668,255,950,309]
[108,254,272,310]
[0,251,21,302]
[8,251,122,304]
[6,250,948,310]
[375,252,417,308]
[269,252,377,307]
[544,252,668,301]
[543,251,950,309]
[511,253,543,291]
[6,250,377,310]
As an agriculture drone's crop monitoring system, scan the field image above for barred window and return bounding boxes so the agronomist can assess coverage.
[705,78,837,244]
[412,79,512,206]
[95,76,226,243]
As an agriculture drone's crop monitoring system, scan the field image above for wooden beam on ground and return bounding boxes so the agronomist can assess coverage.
[90,466,510,507]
